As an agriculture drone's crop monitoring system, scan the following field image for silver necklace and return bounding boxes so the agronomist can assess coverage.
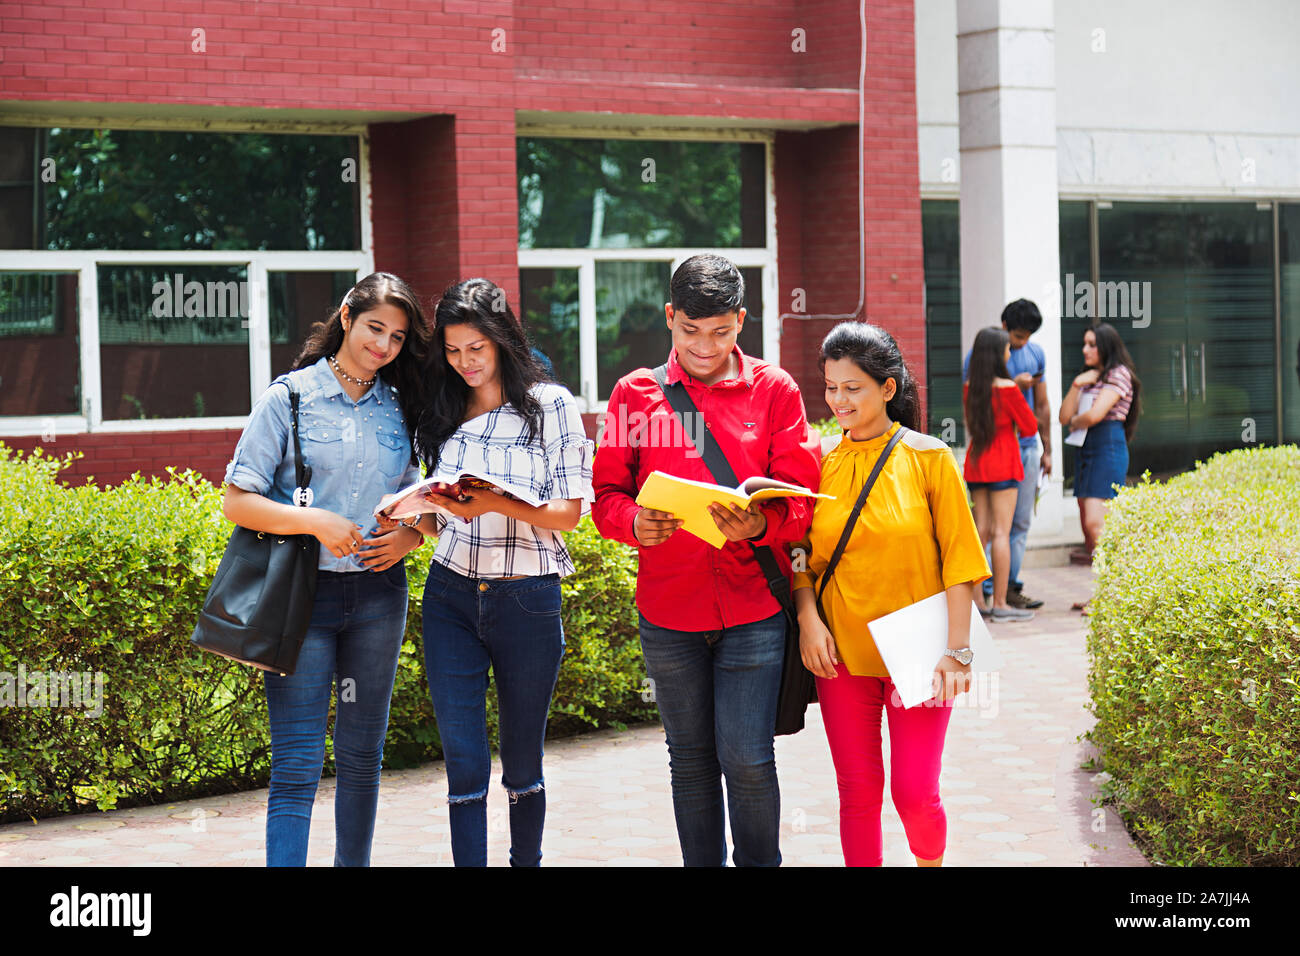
[329,352,375,387]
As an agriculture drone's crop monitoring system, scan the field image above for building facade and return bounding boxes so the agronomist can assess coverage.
[3,0,1298,514]
[916,0,1300,536]
[0,0,923,488]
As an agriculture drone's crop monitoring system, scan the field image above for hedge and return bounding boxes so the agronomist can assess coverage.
[0,444,653,822]
[1087,444,1300,866]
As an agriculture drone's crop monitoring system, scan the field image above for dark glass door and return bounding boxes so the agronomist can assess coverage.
[1096,202,1274,478]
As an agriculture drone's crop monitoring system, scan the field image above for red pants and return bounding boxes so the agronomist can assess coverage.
[815,664,954,866]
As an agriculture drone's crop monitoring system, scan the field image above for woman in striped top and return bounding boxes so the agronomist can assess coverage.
[1059,322,1142,559]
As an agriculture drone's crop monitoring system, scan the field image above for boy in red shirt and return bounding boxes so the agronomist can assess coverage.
[592,254,820,866]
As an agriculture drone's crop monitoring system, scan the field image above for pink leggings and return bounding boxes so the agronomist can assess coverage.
[815,664,953,866]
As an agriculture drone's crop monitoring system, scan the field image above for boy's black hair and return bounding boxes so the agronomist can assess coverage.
[670,254,745,319]
[1001,298,1043,334]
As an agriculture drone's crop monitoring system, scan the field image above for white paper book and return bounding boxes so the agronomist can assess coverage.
[867,593,1003,709]
[1065,391,1094,447]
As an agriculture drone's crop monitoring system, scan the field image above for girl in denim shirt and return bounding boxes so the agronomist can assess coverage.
[222,272,433,866]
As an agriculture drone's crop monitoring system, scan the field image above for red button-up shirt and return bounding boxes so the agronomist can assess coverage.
[592,346,821,631]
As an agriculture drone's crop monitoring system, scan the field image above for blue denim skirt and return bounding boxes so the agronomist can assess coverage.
[1075,419,1129,499]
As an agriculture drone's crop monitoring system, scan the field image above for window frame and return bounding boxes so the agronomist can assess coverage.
[516,131,779,413]
[0,126,373,436]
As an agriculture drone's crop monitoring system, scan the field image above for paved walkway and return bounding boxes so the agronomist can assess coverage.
[0,564,1146,866]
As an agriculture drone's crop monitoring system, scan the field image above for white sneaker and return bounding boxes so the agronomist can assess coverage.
[991,606,1035,622]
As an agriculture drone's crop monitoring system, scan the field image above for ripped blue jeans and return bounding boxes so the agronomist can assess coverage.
[421,559,565,867]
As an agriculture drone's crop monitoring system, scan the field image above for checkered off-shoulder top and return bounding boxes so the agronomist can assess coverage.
[424,381,594,579]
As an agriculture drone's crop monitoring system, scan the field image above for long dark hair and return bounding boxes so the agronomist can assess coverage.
[414,278,546,472]
[818,321,920,432]
[292,271,432,461]
[1087,322,1142,441]
[964,326,1012,459]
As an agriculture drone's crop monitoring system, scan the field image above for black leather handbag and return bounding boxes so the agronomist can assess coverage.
[652,364,815,736]
[190,376,320,676]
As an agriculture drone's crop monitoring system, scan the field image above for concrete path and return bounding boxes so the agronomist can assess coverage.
[0,564,1146,867]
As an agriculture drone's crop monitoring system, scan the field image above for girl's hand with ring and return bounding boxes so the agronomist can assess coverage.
[310,510,365,559]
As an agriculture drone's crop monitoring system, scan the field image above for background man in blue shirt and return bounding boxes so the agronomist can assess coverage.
[962,299,1052,610]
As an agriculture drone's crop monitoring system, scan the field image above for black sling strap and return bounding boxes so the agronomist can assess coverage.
[814,423,908,611]
[273,376,312,500]
[651,364,795,624]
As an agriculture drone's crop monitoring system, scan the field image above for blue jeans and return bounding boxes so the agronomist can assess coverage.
[637,610,785,867]
[263,563,408,867]
[422,560,566,867]
[984,439,1039,597]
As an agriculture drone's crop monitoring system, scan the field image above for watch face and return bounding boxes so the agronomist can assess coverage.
[951,648,974,665]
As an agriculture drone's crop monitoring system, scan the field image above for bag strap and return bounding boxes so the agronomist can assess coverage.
[272,376,312,502]
[815,423,907,609]
[651,364,794,624]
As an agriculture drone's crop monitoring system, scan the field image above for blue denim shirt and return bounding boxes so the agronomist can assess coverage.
[224,356,421,572]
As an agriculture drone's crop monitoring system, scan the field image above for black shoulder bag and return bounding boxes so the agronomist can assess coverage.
[190,376,321,676]
[652,364,815,736]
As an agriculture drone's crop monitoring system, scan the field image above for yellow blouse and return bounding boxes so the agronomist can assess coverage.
[791,422,991,678]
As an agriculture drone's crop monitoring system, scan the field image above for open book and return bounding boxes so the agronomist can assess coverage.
[375,471,542,521]
[634,471,833,549]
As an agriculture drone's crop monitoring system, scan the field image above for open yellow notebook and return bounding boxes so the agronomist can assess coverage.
[634,471,833,549]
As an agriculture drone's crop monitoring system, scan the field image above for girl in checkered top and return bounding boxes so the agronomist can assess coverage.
[399,278,593,866]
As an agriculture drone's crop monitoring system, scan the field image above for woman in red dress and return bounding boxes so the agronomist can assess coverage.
[963,327,1039,622]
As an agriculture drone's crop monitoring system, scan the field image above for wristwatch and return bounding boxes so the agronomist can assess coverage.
[943,647,974,666]
[402,513,422,531]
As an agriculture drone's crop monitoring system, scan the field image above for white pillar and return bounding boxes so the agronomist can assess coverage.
[958,0,1065,536]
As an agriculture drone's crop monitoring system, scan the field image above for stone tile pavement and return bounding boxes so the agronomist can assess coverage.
[0,563,1146,867]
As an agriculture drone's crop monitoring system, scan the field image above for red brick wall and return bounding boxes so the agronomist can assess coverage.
[774,0,925,427]
[2,429,242,489]
[2,0,924,463]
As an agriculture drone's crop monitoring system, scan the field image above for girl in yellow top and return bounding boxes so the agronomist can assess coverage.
[792,322,990,867]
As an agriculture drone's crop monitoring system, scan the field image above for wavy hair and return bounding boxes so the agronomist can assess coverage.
[964,326,1012,459]
[414,278,546,472]
[1086,322,1143,441]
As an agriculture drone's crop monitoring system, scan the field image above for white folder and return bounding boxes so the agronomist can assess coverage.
[867,594,1003,709]
[1065,391,1094,447]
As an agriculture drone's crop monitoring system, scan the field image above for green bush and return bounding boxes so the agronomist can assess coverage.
[809,417,841,438]
[0,444,651,821]
[1087,445,1300,866]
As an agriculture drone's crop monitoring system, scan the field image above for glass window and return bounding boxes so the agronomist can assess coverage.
[1058,200,1094,488]
[596,260,673,399]
[1096,202,1274,478]
[21,127,361,251]
[519,267,580,396]
[0,128,39,250]
[0,271,80,416]
[269,271,356,376]
[518,138,766,250]
[737,266,764,362]
[97,264,249,419]
[1282,203,1300,444]
[922,199,962,444]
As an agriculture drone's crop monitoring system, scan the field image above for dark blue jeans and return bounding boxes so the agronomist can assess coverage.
[422,560,566,867]
[638,609,785,867]
[263,563,407,867]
